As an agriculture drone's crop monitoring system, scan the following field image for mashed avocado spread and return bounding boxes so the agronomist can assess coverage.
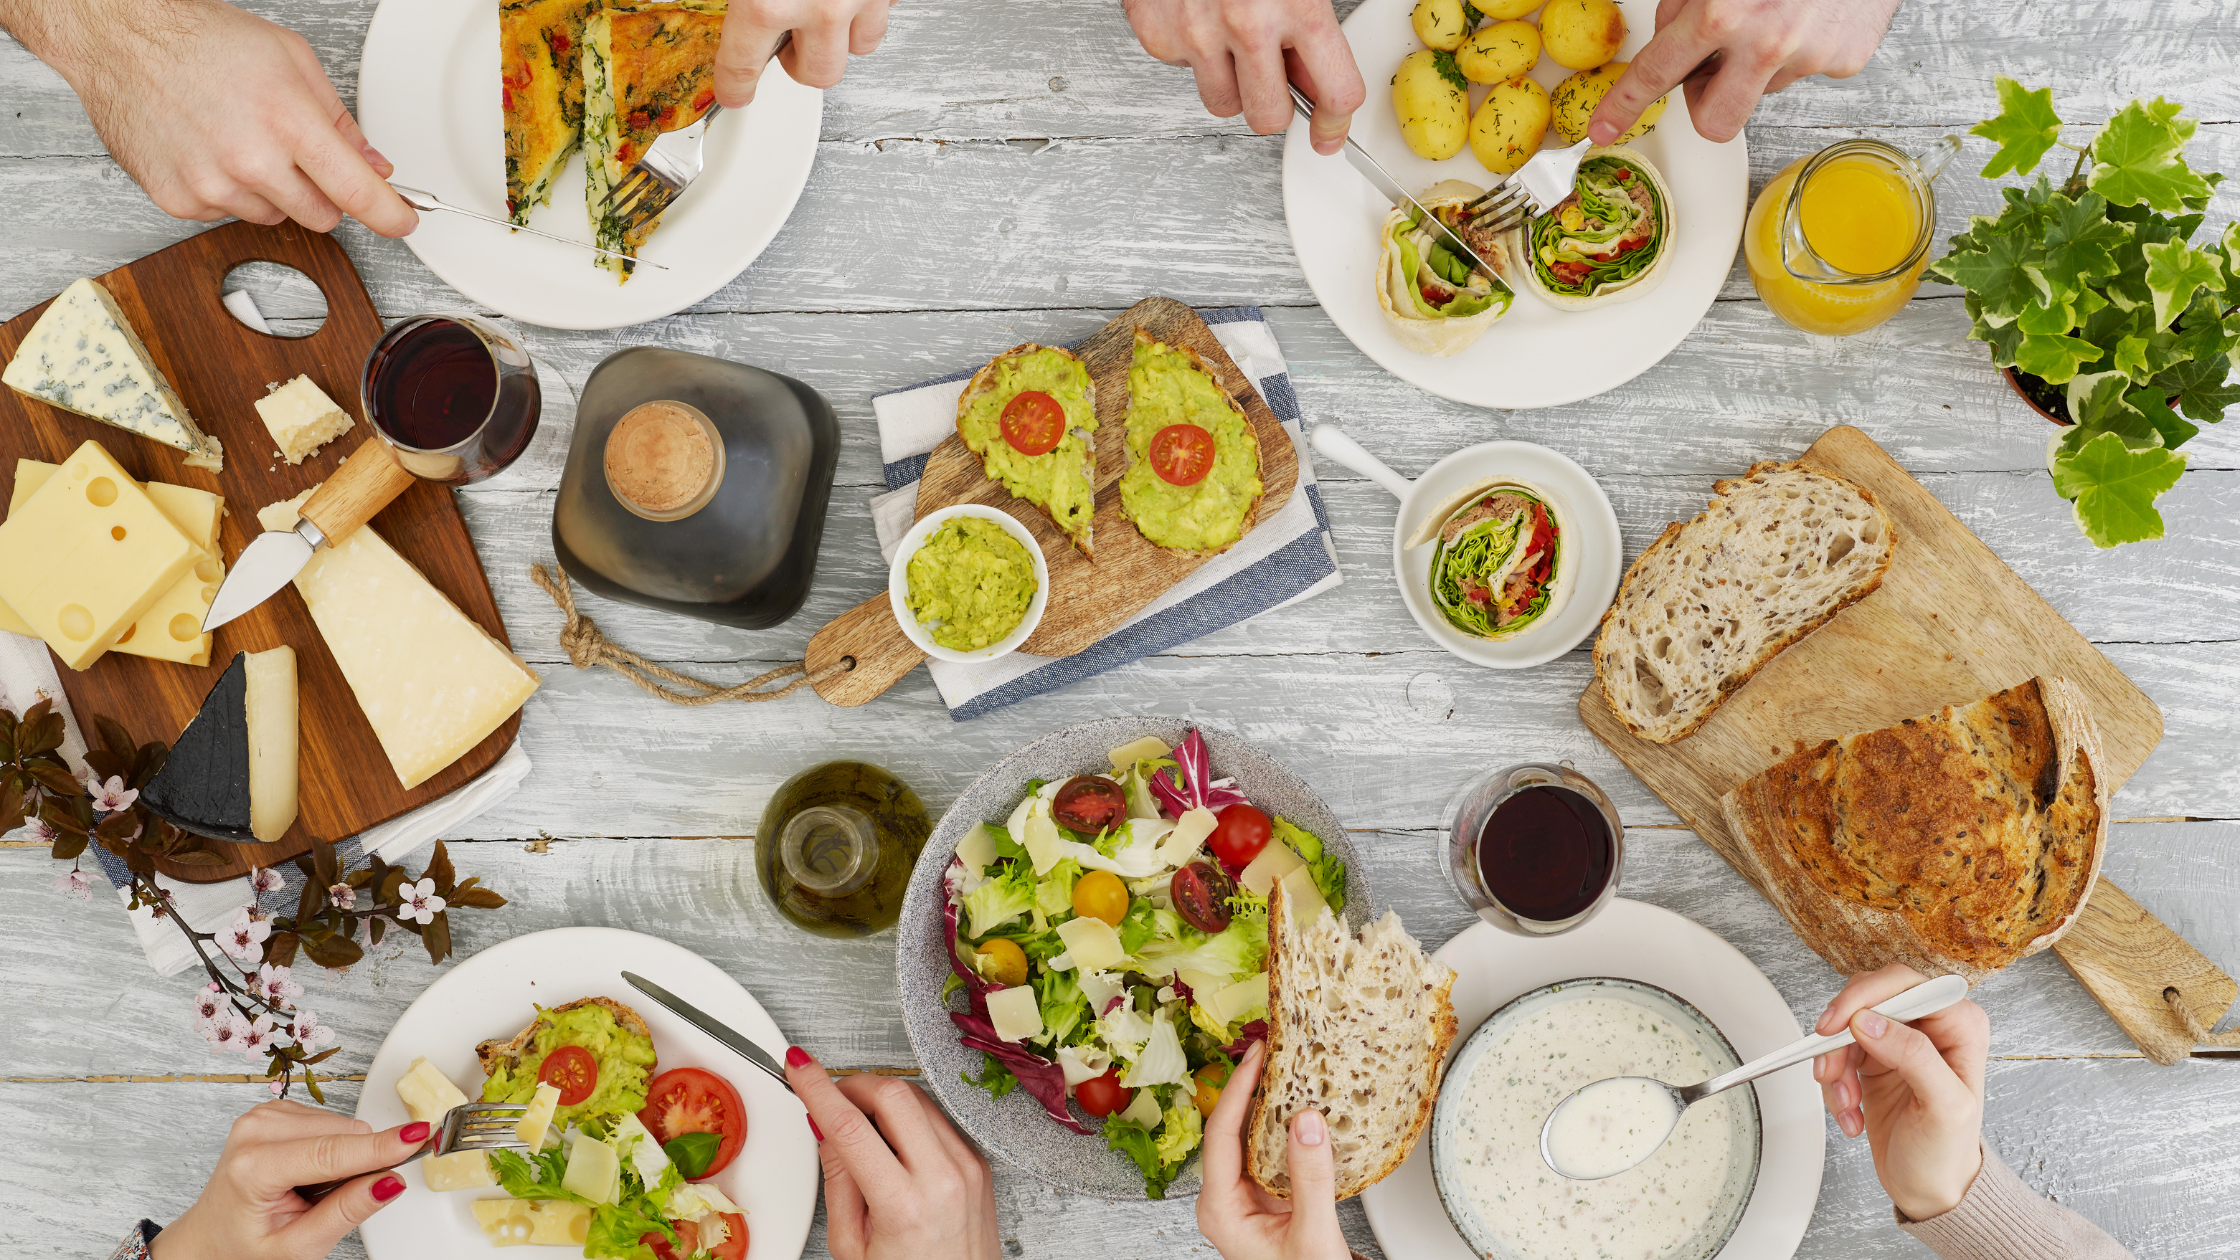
[1120,338,1262,552]
[907,517,1037,651]
[957,349,1096,543]
[481,1003,657,1129]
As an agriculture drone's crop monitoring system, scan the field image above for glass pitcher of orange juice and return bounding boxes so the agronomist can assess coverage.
[1744,136,1960,336]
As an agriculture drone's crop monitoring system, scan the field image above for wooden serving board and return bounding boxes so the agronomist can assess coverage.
[0,222,523,883]
[1582,425,2235,1064]
[805,297,1298,704]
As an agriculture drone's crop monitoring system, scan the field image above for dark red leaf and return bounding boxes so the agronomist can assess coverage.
[311,840,340,889]
[302,933,364,969]
[449,887,508,910]
[41,800,89,835]
[302,1046,341,1065]
[422,912,452,965]
[132,744,168,789]
[20,711,64,757]
[265,932,300,968]
[426,841,456,897]
[369,915,386,947]
[94,716,134,758]
[29,763,83,796]
[82,750,127,784]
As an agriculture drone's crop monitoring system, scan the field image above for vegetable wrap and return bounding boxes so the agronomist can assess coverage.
[1376,179,1515,356]
[1420,478,1571,641]
[1510,145,1676,310]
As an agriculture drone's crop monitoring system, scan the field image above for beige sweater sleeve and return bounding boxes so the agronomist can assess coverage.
[1898,1145,2133,1260]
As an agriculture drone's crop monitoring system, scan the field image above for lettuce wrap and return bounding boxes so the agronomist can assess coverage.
[1376,179,1515,356]
[1510,146,1675,311]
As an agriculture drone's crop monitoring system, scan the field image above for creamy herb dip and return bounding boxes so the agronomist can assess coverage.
[1544,1075,1681,1180]
[1448,994,1737,1260]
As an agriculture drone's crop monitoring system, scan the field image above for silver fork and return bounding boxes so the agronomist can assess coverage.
[1461,137,1594,236]
[595,31,792,239]
[294,1099,530,1203]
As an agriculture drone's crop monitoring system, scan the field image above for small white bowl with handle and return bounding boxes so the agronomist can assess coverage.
[888,504,1051,664]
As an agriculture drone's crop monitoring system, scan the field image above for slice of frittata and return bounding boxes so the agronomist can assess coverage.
[500,0,594,225]
[583,0,727,282]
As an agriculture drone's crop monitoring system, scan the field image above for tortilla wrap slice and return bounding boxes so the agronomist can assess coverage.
[1377,179,1515,357]
[1419,477,1573,641]
[1508,145,1676,312]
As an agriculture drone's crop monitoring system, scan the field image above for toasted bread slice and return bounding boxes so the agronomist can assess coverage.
[1594,460,1895,744]
[476,995,653,1078]
[1120,329,1264,558]
[1245,883,1456,1200]
[955,343,1099,556]
[500,0,595,224]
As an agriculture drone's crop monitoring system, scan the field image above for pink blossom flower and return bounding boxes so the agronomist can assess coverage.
[398,877,445,925]
[247,962,301,1006]
[328,882,357,911]
[289,1009,335,1051]
[206,1011,251,1053]
[269,1079,286,1097]
[191,983,226,1027]
[238,1014,278,1058]
[218,907,272,962]
[249,867,286,895]
[88,775,138,814]
[50,867,95,901]
[23,816,57,845]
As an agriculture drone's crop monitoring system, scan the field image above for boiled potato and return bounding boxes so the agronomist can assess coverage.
[1550,62,1666,143]
[1456,20,1541,84]
[1470,77,1553,176]
[1392,50,1469,160]
[1411,0,1475,52]
[1539,0,1625,70]
[1474,0,1543,18]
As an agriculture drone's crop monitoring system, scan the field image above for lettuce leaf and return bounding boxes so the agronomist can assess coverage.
[963,1050,1020,1100]
[1273,818,1347,915]
[1037,967,1090,1047]
[491,1148,587,1203]
[963,860,1035,938]
[1035,858,1082,919]
[1103,1117,1176,1199]
[1155,1098,1204,1165]
[1135,916,1267,984]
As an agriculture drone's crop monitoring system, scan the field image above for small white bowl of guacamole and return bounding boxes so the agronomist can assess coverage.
[890,504,1050,663]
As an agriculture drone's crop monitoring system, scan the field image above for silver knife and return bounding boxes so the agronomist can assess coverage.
[1287,84,1507,286]
[202,438,420,631]
[390,184,671,270]
[623,971,797,1095]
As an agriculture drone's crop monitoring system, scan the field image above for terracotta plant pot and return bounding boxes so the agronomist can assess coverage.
[2001,366,2072,426]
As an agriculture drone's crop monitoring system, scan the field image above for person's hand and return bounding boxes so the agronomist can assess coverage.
[785,1045,1000,1260]
[148,1099,425,1260]
[713,0,896,108]
[12,0,415,236]
[1586,0,1903,146]
[1196,1042,1348,1260]
[1123,0,1367,156]
[1812,963,1989,1222]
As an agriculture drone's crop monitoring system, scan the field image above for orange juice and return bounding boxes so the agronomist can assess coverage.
[1746,153,1929,336]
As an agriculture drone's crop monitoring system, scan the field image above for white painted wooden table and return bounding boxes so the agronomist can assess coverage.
[4,2,2238,1256]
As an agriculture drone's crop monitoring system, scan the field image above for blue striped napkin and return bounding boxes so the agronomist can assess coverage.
[869,307,1342,719]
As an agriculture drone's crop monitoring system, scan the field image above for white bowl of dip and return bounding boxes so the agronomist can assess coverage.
[888,504,1050,664]
[1429,976,1761,1260]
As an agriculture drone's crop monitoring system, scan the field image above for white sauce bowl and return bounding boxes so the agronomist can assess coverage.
[888,504,1051,664]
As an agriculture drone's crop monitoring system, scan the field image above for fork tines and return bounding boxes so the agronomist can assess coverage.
[1464,183,1534,237]
[599,169,679,237]
[444,1101,532,1151]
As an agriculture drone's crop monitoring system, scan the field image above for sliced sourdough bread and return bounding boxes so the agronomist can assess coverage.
[1595,460,1895,744]
[1245,884,1456,1200]
[1721,676,2107,985]
[475,995,652,1077]
[955,343,1099,556]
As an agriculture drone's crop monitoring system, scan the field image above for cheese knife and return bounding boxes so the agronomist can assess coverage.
[201,438,418,631]
[622,971,797,1095]
[1288,83,1507,285]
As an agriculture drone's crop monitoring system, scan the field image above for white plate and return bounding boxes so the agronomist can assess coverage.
[1281,0,1748,409]
[1363,900,1824,1260]
[356,927,819,1260]
[358,0,821,330]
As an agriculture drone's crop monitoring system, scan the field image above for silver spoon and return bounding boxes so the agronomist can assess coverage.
[1538,972,1971,1180]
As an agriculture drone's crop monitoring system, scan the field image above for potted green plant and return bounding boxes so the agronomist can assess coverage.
[1929,78,2238,547]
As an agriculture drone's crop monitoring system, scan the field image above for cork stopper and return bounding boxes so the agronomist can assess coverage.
[603,401,723,521]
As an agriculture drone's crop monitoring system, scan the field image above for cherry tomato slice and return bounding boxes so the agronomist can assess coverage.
[1072,869,1130,927]
[1000,391,1067,456]
[641,1231,681,1260]
[709,1213,749,1260]
[1148,424,1215,486]
[637,1067,748,1179]
[536,1043,600,1107]
[1191,1062,1229,1116]
[1207,804,1272,871]
[1075,1068,1134,1118]
[1171,860,1236,933]
[1053,774,1127,834]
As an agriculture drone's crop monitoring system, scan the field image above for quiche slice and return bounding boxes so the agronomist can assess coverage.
[500,0,595,225]
[584,0,727,281]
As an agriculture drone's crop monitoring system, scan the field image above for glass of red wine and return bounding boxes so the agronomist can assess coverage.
[1446,762,1624,937]
[359,313,541,484]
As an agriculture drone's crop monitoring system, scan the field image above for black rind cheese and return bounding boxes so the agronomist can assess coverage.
[142,652,258,844]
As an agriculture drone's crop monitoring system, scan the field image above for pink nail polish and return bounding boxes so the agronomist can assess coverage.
[398,1121,430,1144]
[372,1176,405,1202]
[808,1114,824,1142]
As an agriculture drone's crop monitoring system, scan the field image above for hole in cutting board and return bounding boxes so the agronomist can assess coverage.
[220,261,328,338]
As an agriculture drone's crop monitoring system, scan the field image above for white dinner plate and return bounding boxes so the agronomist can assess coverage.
[356,927,819,1260]
[1362,900,1824,1260]
[357,0,821,330]
[1282,0,1748,409]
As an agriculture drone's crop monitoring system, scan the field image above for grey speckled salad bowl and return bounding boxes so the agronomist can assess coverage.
[897,718,1373,1199]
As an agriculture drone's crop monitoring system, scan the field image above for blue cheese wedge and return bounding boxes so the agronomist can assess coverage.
[2,279,224,471]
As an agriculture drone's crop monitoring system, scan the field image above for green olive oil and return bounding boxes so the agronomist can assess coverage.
[756,761,929,937]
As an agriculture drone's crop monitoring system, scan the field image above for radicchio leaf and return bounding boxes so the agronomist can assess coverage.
[942,878,998,1019]
[1151,729,1251,817]
[950,1008,1092,1135]
[1219,1019,1269,1058]
[1169,976,1196,1005]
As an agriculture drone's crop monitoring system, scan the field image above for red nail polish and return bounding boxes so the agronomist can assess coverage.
[807,1114,824,1142]
[372,1176,406,1202]
[399,1121,430,1144]
[785,1045,814,1069]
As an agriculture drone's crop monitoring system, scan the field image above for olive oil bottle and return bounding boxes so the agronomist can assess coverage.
[756,761,929,937]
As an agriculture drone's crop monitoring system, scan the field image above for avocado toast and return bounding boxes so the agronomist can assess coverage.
[479,996,658,1129]
[955,343,1099,556]
[1120,329,1263,556]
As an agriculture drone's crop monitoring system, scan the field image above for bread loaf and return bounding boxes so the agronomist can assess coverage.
[1245,885,1456,1199]
[1721,677,2107,985]
[1595,461,1895,744]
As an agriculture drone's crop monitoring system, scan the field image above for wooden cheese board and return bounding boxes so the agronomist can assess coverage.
[1582,424,2234,1063]
[804,297,1298,704]
[0,221,524,883]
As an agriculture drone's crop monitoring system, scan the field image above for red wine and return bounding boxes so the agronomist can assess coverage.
[1478,785,1614,921]
[364,318,538,481]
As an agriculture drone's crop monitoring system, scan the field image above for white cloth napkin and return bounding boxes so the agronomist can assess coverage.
[869,307,1342,718]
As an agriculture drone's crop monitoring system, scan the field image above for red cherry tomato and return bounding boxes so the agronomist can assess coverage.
[641,1232,680,1260]
[1148,424,1215,486]
[709,1214,749,1260]
[536,1044,599,1107]
[1207,804,1272,871]
[1170,860,1236,934]
[1052,774,1126,834]
[1000,391,1067,456]
[1076,1068,1134,1118]
[637,1067,748,1179]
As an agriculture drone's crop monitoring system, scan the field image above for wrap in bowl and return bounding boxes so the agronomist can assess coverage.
[1509,145,1676,310]
[1377,179,1515,356]
[1410,477,1571,641]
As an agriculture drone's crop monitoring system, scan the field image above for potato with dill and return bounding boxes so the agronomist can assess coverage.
[1539,0,1624,70]
[1472,0,1542,17]
[1410,0,1477,52]
[1471,77,1551,176]
[1552,62,1665,142]
[1392,50,1470,160]
[1456,19,1541,83]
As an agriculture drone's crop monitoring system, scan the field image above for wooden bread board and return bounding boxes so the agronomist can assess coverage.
[1581,425,2234,1064]
[0,221,523,883]
[805,297,1298,705]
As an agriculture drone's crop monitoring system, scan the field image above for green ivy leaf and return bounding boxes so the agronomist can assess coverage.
[2052,431,2186,547]
[2141,239,2225,330]
[2110,335,2153,381]
[2127,389,2200,449]
[1963,294,2025,369]
[2015,333,2103,383]
[2065,372,2142,434]
[1971,78,2063,179]
[2152,353,2240,422]
[2088,97,2212,212]
[1939,231,2051,323]
[2033,192,2127,296]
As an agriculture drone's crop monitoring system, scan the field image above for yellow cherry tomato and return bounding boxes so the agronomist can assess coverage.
[976,937,1029,987]
[1072,869,1130,927]
[1191,1063,1228,1116]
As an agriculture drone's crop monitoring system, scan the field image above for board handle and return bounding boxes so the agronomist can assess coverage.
[299,439,418,544]
[805,593,927,706]
[2053,878,2240,1065]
